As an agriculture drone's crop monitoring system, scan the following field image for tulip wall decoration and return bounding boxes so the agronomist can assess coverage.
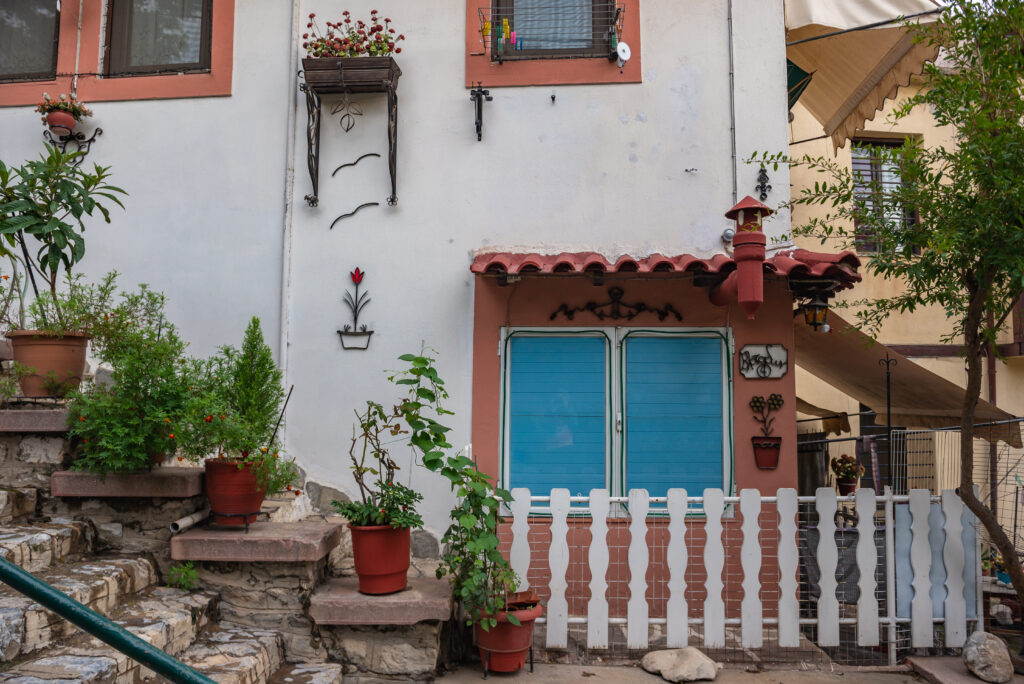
[338,267,374,350]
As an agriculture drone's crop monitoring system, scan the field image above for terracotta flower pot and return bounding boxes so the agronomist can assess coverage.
[204,459,265,526]
[475,593,543,673]
[6,330,89,398]
[837,478,858,495]
[751,435,782,470]
[45,111,77,135]
[349,524,410,594]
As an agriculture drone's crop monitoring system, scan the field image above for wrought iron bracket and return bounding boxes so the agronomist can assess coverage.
[43,127,103,167]
[550,286,683,322]
[470,83,492,142]
[756,165,772,201]
[300,80,399,207]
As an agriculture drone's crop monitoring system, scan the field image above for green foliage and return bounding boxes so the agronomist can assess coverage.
[333,480,424,528]
[24,271,118,337]
[0,363,30,405]
[0,145,125,330]
[167,561,199,591]
[220,317,285,454]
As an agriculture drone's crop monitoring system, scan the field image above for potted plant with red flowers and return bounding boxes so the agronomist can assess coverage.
[750,393,784,469]
[337,267,373,350]
[831,454,864,495]
[35,93,92,136]
[301,10,405,112]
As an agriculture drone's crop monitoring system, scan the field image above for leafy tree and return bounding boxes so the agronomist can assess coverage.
[760,0,1024,603]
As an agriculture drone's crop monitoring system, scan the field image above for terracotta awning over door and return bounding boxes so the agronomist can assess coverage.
[794,312,1022,447]
[785,0,941,149]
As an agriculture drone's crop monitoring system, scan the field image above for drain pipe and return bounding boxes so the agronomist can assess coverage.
[726,0,738,204]
[710,196,773,319]
[170,508,209,534]
[0,557,215,684]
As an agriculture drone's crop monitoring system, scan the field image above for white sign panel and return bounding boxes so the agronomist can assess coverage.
[739,344,788,379]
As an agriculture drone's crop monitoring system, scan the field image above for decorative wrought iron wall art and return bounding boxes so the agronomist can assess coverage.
[330,202,379,229]
[470,83,492,142]
[738,344,788,379]
[755,165,772,201]
[332,153,381,176]
[43,127,102,167]
[331,92,363,132]
[338,268,374,350]
[549,286,682,322]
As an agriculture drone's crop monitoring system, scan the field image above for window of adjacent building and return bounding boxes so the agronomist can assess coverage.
[0,1,60,82]
[490,0,617,61]
[851,139,918,254]
[502,330,730,501]
[106,0,213,77]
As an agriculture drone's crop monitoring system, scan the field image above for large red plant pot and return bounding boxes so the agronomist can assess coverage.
[204,459,265,527]
[349,525,410,595]
[7,331,89,397]
[475,593,543,673]
[752,436,782,470]
[837,479,858,496]
[45,111,77,135]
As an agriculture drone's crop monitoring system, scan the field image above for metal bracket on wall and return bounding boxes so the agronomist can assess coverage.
[470,83,493,142]
[43,127,102,167]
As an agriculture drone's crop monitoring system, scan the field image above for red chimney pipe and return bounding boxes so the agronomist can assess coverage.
[709,196,773,320]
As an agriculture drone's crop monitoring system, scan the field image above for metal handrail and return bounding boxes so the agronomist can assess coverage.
[0,557,215,684]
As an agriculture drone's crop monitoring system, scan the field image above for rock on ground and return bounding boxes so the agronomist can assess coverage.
[641,648,721,682]
[962,631,1013,683]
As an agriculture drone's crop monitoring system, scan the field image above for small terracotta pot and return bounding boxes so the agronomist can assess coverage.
[45,111,78,135]
[349,524,410,594]
[837,478,858,495]
[751,435,782,470]
[204,459,264,526]
[6,330,89,398]
[475,594,543,673]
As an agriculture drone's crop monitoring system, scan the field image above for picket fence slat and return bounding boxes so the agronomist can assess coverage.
[816,488,840,647]
[703,488,726,648]
[941,489,967,647]
[547,489,570,649]
[510,488,532,591]
[627,489,650,649]
[666,489,689,648]
[776,488,799,648]
[910,489,934,648]
[856,488,879,646]
[740,489,762,648]
[587,489,610,649]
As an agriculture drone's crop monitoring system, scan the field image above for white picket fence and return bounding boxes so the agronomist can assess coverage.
[507,487,982,662]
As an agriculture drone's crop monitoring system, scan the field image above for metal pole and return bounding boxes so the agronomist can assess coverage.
[884,485,897,665]
[880,355,898,489]
[1014,487,1020,549]
[0,558,215,684]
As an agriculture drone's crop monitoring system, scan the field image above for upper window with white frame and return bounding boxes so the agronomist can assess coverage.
[0,1,60,83]
[501,328,732,500]
[488,0,620,61]
[105,0,213,77]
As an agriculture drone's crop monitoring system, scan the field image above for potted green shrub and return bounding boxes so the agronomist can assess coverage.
[34,93,92,135]
[0,145,125,397]
[181,317,298,526]
[831,454,864,495]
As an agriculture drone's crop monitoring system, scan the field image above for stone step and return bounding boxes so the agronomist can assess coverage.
[0,557,157,662]
[0,587,217,684]
[0,522,93,573]
[0,486,37,524]
[174,625,285,684]
[266,664,343,684]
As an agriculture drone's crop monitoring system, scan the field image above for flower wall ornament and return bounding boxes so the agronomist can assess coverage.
[750,393,784,470]
[338,267,374,349]
[750,393,783,436]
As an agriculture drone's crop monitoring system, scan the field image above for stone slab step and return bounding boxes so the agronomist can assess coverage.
[171,522,343,563]
[310,576,452,626]
[0,522,92,573]
[267,664,343,684]
[174,625,284,684]
[0,557,156,662]
[0,410,70,434]
[0,487,36,524]
[0,587,216,684]
[51,469,203,499]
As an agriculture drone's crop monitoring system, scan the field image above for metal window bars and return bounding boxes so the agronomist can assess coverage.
[477,1,625,63]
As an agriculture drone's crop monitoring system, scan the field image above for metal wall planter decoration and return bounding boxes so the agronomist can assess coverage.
[738,344,788,379]
[755,165,772,201]
[43,127,102,168]
[750,393,784,470]
[470,83,493,141]
[338,268,373,350]
[549,286,682,322]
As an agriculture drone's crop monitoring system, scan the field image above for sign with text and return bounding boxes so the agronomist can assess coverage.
[739,344,788,379]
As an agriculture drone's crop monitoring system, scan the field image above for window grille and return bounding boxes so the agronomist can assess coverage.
[851,139,918,255]
[479,0,625,62]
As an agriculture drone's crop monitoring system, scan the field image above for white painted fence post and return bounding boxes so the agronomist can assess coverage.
[740,489,762,648]
[942,489,967,648]
[816,487,840,647]
[587,489,610,649]
[546,489,570,649]
[666,488,688,648]
[510,488,531,591]
[703,488,726,648]
[856,488,879,646]
[776,488,799,648]
[909,489,934,648]
[627,489,650,649]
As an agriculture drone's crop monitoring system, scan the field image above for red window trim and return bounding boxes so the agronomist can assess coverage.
[0,0,233,108]
[465,0,642,88]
